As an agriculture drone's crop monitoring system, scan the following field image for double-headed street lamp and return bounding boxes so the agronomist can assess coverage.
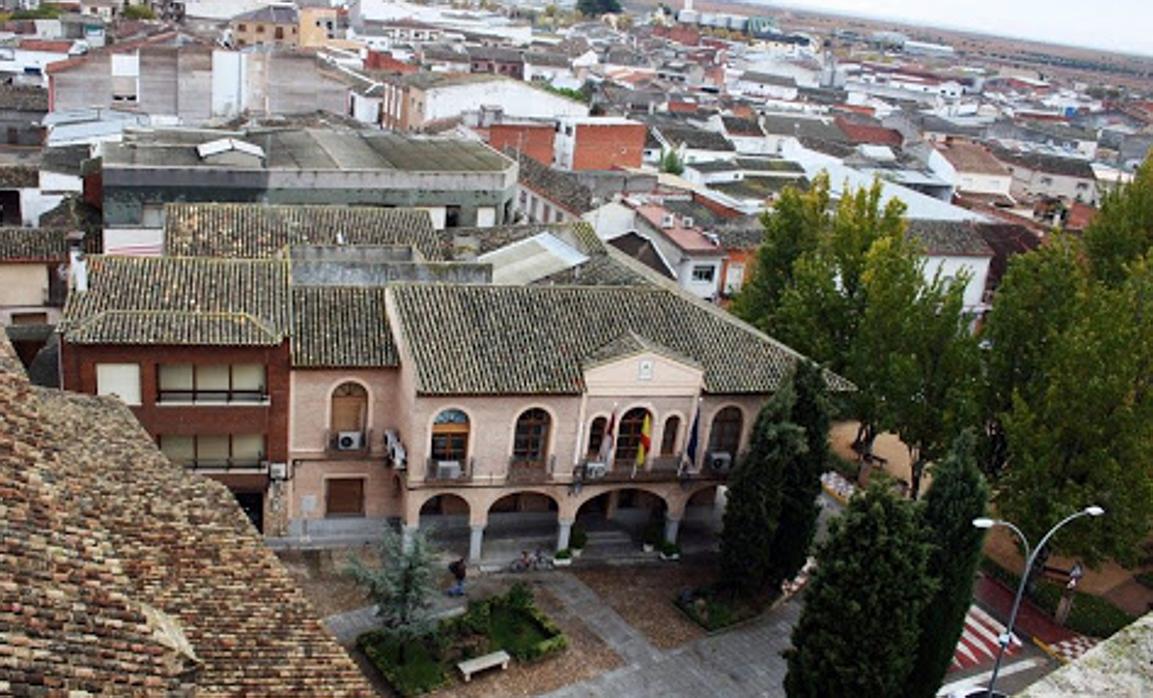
[971,506,1105,698]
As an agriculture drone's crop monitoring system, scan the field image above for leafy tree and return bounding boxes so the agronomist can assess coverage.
[769,180,908,460]
[977,236,1084,478]
[905,432,989,698]
[766,359,830,588]
[784,485,936,697]
[879,245,981,499]
[1082,157,1153,287]
[998,259,1153,568]
[658,148,684,175]
[345,526,440,663]
[576,0,621,17]
[732,173,830,327]
[122,4,155,19]
[720,386,806,595]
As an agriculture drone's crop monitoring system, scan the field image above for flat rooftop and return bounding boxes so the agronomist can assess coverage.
[104,128,514,173]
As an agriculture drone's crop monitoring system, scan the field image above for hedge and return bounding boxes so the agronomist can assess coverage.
[979,557,1136,638]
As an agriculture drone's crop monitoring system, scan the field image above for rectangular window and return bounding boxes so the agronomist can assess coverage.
[725,262,745,293]
[326,478,365,517]
[691,265,716,283]
[96,363,141,405]
[160,434,265,469]
[157,364,267,403]
[141,203,164,228]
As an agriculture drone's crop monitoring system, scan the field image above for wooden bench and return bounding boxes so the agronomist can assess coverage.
[456,650,510,682]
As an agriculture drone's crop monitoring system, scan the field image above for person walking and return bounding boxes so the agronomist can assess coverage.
[447,557,467,596]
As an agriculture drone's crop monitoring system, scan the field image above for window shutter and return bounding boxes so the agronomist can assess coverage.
[326,479,365,516]
[95,363,141,405]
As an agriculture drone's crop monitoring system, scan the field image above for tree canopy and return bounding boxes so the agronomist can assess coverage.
[576,0,622,17]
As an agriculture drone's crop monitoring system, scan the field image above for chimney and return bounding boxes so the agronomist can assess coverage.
[65,231,88,293]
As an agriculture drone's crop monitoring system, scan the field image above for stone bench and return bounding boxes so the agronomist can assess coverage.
[457,649,511,682]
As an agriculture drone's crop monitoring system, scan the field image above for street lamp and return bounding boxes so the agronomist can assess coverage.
[971,506,1105,698]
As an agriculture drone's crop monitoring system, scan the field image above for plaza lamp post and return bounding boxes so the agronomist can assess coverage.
[971,506,1105,698]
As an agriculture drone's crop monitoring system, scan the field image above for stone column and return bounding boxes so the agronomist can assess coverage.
[605,490,620,521]
[556,518,574,551]
[468,524,485,562]
[401,523,419,552]
[664,515,681,544]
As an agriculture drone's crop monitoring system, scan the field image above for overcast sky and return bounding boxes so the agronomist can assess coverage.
[755,0,1153,57]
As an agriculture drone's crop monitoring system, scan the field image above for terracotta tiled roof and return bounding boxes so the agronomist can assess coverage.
[292,286,397,368]
[990,146,1097,179]
[388,284,853,395]
[936,139,1010,176]
[0,164,39,188]
[906,219,996,257]
[62,256,291,346]
[164,203,443,260]
[0,227,83,261]
[0,335,371,694]
[507,148,594,214]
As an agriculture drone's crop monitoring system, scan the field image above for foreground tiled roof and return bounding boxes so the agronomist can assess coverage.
[389,284,852,395]
[165,203,443,260]
[62,256,291,346]
[990,145,1097,179]
[0,336,370,694]
[292,286,397,368]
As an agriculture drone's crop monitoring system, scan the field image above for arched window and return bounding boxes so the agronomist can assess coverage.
[431,409,469,462]
[512,408,551,466]
[586,416,607,459]
[708,407,743,458]
[660,415,680,456]
[615,408,652,465]
[330,382,368,451]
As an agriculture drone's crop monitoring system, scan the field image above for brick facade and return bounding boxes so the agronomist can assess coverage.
[488,123,556,166]
[570,123,648,171]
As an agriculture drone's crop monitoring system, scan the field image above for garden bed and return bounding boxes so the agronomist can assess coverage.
[357,583,567,696]
[574,564,711,649]
[674,584,779,632]
[980,557,1137,638]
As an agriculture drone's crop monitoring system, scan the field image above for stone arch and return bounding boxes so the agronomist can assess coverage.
[705,404,744,460]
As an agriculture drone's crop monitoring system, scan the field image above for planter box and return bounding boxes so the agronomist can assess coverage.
[554,557,573,567]
[660,552,680,561]
[642,544,655,553]
[571,548,583,558]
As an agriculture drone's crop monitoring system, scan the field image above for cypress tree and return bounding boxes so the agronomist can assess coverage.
[784,485,936,698]
[766,359,830,588]
[719,384,806,595]
[905,432,990,698]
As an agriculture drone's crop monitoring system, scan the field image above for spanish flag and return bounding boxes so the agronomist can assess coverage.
[635,413,652,468]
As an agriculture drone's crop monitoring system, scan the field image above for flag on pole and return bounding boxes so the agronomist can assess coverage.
[598,405,617,464]
[635,413,652,468]
[682,402,701,473]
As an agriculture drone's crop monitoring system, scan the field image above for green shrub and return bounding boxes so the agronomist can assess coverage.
[1136,572,1153,590]
[659,540,681,556]
[555,548,573,560]
[357,631,447,696]
[829,454,860,481]
[505,582,533,610]
[122,4,155,19]
[571,525,588,550]
[674,585,770,631]
[980,557,1136,638]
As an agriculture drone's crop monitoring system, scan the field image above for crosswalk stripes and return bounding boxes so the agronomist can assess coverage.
[950,605,1024,672]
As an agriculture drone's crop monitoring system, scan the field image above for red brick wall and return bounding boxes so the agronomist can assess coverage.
[59,342,292,464]
[571,123,647,171]
[488,123,555,166]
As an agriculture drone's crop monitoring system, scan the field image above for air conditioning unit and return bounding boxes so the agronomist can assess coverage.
[584,461,607,479]
[436,460,462,479]
[337,431,364,451]
[661,213,676,228]
[682,216,695,228]
[392,443,408,470]
[268,462,288,480]
[708,451,732,473]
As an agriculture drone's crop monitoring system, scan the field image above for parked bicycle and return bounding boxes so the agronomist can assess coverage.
[508,548,554,572]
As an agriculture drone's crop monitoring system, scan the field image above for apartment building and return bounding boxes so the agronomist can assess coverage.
[230,4,300,48]
[554,116,648,171]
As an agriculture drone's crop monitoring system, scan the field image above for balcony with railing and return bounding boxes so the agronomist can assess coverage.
[325,429,374,458]
[179,458,269,474]
[506,454,558,483]
[425,457,475,483]
[574,452,731,484]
